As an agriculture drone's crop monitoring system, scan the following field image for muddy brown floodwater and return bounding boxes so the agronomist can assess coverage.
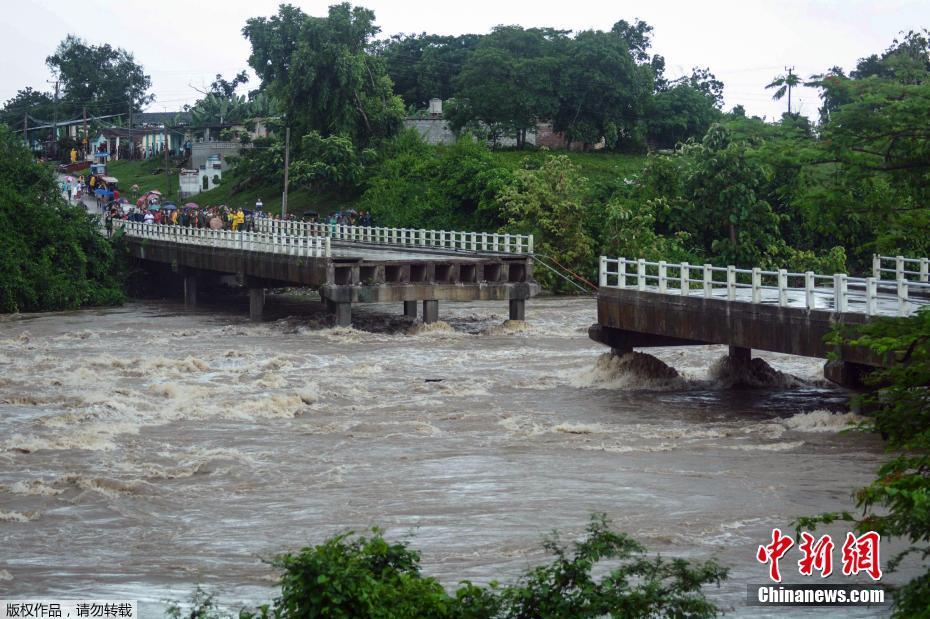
[0,295,908,617]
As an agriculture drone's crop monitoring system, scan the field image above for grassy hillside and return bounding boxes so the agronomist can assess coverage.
[107,149,645,215]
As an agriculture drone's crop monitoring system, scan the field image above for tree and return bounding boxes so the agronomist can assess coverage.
[500,155,595,292]
[0,126,122,312]
[647,84,721,148]
[852,29,930,84]
[449,26,563,148]
[799,309,930,616]
[45,35,153,116]
[243,3,403,148]
[0,88,56,136]
[553,29,653,150]
[205,70,249,99]
[378,33,481,108]
[765,68,801,114]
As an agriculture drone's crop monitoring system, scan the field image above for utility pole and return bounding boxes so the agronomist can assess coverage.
[165,122,170,198]
[47,79,60,159]
[786,66,795,115]
[23,113,28,148]
[128,101,134,160]
[82,106,87,159]
[282,126,291,218]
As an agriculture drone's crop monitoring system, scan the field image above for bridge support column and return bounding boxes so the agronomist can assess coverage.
[509,298,526,321]
[422,300,439,324]
[824,360,874,390]
[249,287,265,322]
[728,346,752,366]
[183,273,198,308]
[404,301,418,319]
[327,300,351,327]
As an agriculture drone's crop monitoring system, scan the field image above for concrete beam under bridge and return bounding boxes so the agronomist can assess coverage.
[591,287,896,388]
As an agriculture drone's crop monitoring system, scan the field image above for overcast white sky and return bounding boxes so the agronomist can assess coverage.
[2,0,926,121]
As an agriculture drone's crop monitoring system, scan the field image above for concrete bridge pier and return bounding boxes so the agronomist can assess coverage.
[728,345,752,366]
[326,300,352,327]
[422,300,439,324]
[509,299,526,321]
[183,272,198,308]
[824,360,875,390]
[404,301,418,319]
[249,287,265,322]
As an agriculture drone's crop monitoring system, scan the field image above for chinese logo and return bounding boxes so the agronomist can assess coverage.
[756,528,882,582]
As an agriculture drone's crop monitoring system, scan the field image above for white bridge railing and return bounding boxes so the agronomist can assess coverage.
[600,257,930,318]
[254,219,533,255]
[873,254,930,283]
[117,221,332,258]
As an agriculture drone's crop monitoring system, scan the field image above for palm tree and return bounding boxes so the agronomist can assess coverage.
[766,68,801,114]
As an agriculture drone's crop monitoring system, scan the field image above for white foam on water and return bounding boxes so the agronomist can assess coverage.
[407,321,459,336]
[498,414,549,437]
[580,442,678,454]
[0,569,11,581]
[8,479,64,496]
[551,422,606,435]
[61,474,146,498]
[721,440,806,452]
[0,510,40,522]
[482,320,534,336]
[230,394,309,419]
[780,409,866,433]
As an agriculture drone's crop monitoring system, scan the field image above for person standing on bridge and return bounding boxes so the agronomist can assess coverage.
[255,198,263,213]
[232,208,245,231]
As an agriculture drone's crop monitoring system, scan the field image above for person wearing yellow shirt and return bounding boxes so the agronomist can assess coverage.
[231,208,245,231]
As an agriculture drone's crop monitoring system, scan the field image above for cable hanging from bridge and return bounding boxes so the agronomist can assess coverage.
[531,254,596,295]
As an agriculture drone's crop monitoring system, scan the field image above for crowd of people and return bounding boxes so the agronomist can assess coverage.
[101,195,375,238]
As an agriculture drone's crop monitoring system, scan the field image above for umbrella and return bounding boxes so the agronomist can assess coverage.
[149,189,162,195]
[184,202,199,209]
[136,197,146,207]
[65,175,74,182]
[162,204,178,211]
[148,204,162,211]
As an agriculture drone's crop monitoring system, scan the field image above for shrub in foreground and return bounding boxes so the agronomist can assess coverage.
[169,514,727,618]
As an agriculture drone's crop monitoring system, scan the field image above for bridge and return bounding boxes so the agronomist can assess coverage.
[590,256,930,388]
[116,220,539,326]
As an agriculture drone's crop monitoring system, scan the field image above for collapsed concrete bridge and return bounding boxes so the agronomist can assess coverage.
[590,257,930,388]
[117,220,539,326]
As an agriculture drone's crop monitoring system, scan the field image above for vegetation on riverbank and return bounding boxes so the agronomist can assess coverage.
[0,126,123,313]
[168,514,727,619]
[799,310,930,616]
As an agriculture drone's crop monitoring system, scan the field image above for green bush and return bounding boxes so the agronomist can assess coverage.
[0,126,123,313]
[172,515,727,618]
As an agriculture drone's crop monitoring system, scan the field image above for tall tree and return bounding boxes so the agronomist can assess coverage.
[553,29,653,150]
[242,2,403,148]
[378,33,481,108]
[766,68,801,114]
[449,26,563,147]
[46,35,153,116]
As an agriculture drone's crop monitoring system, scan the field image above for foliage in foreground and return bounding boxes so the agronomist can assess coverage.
[0,126,123,313]
[798,308,930,616]
[168,514,727,618]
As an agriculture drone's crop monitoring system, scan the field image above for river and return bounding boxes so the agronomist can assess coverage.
[0,294,902,616]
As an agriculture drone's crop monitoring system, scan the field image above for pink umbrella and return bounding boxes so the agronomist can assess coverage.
[184,202,199,209]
